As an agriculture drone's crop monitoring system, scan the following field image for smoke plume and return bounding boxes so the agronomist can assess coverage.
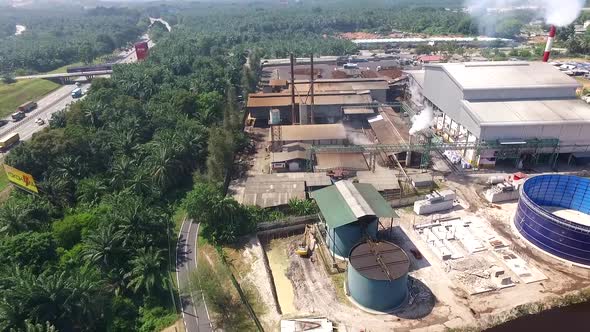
[409,106,434,135]
[466,0,584,28]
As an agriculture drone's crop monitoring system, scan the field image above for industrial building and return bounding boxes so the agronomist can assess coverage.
[262,78,389,103]
[514,174,590,266]
[249,91,374,125]
[269,123,347,151]
[311,181,397,258]
[416,61,590,167]
[240,172,332,208]
[346,241,409,311]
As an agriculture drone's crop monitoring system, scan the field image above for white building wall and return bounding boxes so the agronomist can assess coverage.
[423,67,464,121]
[480,123,590,151]
[463,87,577,101]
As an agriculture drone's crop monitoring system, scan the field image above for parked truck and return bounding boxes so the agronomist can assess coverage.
[134,41,149,61]
[0,133,20,152]
[17,101,37,113]
[71,88,82,98]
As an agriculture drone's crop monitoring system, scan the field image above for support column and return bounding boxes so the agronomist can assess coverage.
[463,132,470,157]
[405,135,412,166]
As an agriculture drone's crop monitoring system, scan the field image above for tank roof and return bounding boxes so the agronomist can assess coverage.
[349,241,409,281]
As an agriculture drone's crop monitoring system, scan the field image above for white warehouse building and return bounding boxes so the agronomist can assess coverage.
[418,61,590,167]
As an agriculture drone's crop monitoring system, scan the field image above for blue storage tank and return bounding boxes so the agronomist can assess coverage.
[515,174,590,266]
[346,241,409,312]
[326,217,378,258]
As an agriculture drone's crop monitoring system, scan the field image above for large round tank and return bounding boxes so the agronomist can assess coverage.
[347,241,409,311]
[515,174,590,266]
[326,218,378,258]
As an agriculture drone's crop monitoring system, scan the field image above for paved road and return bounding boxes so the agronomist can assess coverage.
[176,219,212,332]
[0,36,152,148]
[0,83,90,141]
[15,71,112,80]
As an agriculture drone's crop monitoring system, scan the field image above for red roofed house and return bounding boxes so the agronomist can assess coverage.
[417,55,444,64]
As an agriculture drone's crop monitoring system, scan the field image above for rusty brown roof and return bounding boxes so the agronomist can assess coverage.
[247,91,373,108]
[273,124,347,142]
[315,152,369,172]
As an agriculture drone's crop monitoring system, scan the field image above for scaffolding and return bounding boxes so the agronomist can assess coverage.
[309,136,571,170]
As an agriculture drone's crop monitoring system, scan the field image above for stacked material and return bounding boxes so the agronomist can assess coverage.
[414,190,456,215]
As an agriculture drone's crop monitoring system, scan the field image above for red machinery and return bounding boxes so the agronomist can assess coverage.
[134,41,149,61]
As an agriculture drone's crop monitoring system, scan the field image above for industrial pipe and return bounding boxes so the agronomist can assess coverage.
[542,25,556,62]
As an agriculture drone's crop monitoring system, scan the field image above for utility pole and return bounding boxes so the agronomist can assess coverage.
[290,53,297,125]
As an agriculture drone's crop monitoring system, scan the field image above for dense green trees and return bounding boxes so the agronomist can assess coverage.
[0,6,147,73]
[0,0,515,329]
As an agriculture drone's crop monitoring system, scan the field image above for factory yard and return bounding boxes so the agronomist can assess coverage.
[226,51,590,332]
[231,172,590,331]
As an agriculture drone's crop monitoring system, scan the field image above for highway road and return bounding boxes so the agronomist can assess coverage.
[0,36,152,148]
[176,219,212,332]
[0,83,90,141]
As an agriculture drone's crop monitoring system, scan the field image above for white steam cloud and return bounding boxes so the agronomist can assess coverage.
[409,106,434,135]
[408,78,434,135]
[466,0,584,27]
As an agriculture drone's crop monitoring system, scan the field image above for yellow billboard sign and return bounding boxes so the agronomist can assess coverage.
[3,164,38,193]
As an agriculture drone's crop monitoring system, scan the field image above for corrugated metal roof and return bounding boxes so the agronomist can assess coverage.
[247,91,373,108]
[246,173,332,188]
[276,124,347,142]
[315,152,369,172]
[349,241,409,280]
[356,170,400,191]
[311,181,397,229]
[336,181,374,218]
[242,180,306,208]
[343,107,375,115]
[271,151,310,162]
[292,79,389,93]
[463,99,590,125]
[430,61,580,90]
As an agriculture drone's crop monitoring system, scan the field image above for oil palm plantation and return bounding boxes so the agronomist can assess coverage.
[81,224,126,271]
[125,247,169,296]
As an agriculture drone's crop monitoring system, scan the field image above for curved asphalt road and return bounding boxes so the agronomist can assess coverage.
[176,219,212,332]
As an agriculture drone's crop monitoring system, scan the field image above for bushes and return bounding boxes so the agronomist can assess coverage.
[137,306,177,332]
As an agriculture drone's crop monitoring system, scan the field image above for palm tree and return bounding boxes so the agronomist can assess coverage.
[81,225,126,270]
[76,178,107,206]
[0,199,41,235]
[146,143,179,190]
[10,320,58,332]
[0,267,104,331]
[125,247,169,296]
[110,156,136,190]
[54,155,86,180]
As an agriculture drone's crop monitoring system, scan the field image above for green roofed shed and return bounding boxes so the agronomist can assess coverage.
[310,181,397,229]
[311,181,398,258]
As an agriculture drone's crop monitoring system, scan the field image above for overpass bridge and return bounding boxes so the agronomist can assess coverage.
[15,70,113,84]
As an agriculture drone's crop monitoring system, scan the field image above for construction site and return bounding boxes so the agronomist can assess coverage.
[228,43,590,331]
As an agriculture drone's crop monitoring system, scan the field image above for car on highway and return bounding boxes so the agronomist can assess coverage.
[11,111,25,122]
[0,120,8,127]
[35,118,45,126]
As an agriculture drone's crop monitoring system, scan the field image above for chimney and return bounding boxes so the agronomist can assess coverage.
[542,25,556,62]
[290,53,297,124]
[310,53,315,124]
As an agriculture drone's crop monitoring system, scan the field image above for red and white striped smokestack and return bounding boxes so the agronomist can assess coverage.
[543,25,556,62]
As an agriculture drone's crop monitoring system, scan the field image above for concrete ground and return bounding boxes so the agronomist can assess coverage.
[231,172,590,332]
